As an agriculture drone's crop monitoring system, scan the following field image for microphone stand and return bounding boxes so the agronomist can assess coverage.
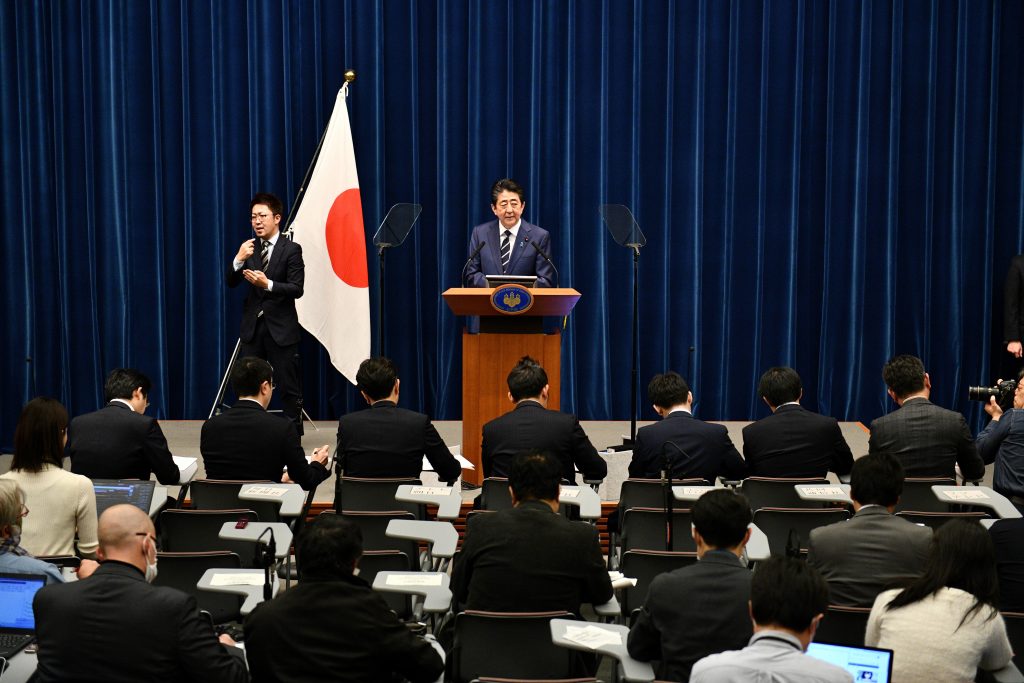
[662,441,690,551]
[462,241,487,287]
[377,243,389,356]
[528,240,560,288]
[630,246,639,445]
[255,527,276,601]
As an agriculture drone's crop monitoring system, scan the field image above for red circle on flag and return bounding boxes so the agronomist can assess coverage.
[325,189,369,287]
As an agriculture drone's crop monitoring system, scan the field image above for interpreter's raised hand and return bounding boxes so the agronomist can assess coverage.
[243,269,270,289]
[1009,341,1023,359]
[235,238,255,263]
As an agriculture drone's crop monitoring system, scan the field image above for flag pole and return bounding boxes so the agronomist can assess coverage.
[284,69,357,237]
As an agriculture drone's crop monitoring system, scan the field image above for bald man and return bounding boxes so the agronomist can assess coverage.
[32,505,247,683]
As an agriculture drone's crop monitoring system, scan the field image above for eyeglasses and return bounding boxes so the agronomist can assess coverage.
[135,532,157,545]
[251,212,272,222]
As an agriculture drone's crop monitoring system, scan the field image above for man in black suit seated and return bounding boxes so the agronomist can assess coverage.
[200,356,330,490]
[451,451,613,615]
[988,517,1024,612]
[741,367,853,478]
[807,453,932,607]
[68,368,180,485]
[337,356,461,484]
[868,354,985,479]
[33,504,247,683]
[627,489,755,682]
[244,514,444,683]
[481,356,607,483]
[628,371,746,483]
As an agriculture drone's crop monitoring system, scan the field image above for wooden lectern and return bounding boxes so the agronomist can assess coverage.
[442,287,581,485]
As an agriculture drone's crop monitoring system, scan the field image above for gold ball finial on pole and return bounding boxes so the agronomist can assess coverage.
[344,69,356,83]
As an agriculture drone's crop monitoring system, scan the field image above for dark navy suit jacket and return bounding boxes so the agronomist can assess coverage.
[629,410,746,483]
[465,219,555,287]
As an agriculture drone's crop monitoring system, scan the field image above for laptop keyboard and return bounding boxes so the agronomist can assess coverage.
[0,632,32,657]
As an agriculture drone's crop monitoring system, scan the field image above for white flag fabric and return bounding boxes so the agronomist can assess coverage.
[290,84,370,384]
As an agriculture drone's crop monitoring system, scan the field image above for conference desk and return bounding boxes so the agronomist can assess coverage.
[150,486,168,518]
[550,619,654,683]
[197,568,279,616]
[218,522,293,560]
[386,519,458,559]
[560,485,601,519]
[371,571,452,613]
[395,485,462,520]
[238,483,305,518]
[932,485,1023,519]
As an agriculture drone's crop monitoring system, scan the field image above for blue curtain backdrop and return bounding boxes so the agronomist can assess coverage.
[2,0,1023,449]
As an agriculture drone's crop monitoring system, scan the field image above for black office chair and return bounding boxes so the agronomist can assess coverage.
[895,510,990,531]
[894,477,956,513]
[619,549,699,616]
[189,479,282,522]
[751,507,850,557]
[319,509,424,569]
[337,476,424,517]
[451,610,578,683]
[619,507,696,554]
[480,477,514,511]
[813,605,872,647]
[359,549,415,620]
[740,477,831,511]
[36,555,81,570]
[154,551,244,624]
[159,509,262,567]
[1003,612,1024,671]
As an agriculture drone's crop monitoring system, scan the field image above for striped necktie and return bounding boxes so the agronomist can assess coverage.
[500,230,511,273]
[261,240,271,270]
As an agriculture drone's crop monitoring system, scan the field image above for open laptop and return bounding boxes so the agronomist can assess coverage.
[806,641,894,682]
[92,479,156,518]
[0,573,46,658]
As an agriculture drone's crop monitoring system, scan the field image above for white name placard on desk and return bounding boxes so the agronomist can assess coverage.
[559,488,580,498]
[802,487,848,497]
[210,573,266,587]
[385,574,444,587]
[409,486,451,496]
[243,486,289,497]
[941,490,990,501]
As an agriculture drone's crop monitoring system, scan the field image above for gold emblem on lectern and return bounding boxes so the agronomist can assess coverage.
[503,291,522,308]
[490,284,535,315]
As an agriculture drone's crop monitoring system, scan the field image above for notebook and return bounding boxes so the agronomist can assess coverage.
[0,573,46,658]
[92,479,156,518]
[806,641,893,682]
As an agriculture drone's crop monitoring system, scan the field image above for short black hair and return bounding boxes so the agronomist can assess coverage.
[882,354,926,399]
[692,490,753,548]
[509,452,561,503]
[356,357,398,401]
[850,453,904,507]
[490,178,525,205]
[230,357,273,397]
[12,397,69,472]
[296,514,363,579]
[648,371,690,410]
[758,367,802,407]
[507,356,547,401]
[104,368,152,402]
[750,557,830,632]
[250,192,284,218]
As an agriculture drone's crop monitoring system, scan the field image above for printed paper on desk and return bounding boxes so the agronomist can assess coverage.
[386,574,444,587]
[560,488,580,498]
[609,571,637,589]
[409,486,452,496]
[244,486,289,497]
[210,573,266,587]
[172,456,197,469]
[563,625,622,649]
[680,487,711,496]
[941,489,989,501]
[803,487,846,497]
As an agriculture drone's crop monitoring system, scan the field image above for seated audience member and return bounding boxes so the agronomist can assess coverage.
[976,371,1024,508]
[741,367,853,478]
[868,354,985,479]
[989,517,1024,611]
[33,504,247,683]
[628,371,745,483]
[481,357,607,483]
[244,514,444,683]
[807,453,931,606]
[452,451,613,615]
[690,557,851,683]
[337,356,461,484]
[0,480,78,583]
[627,489,754,682]
[67,368,180,484]
[866,519,1012,682]
[0,398,98,558]
[200,356,330,490]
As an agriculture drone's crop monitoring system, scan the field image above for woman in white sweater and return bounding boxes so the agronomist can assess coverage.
[866,519,1012,682]
[0,398,98,557]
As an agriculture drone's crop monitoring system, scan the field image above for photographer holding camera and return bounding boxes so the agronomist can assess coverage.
[976,371,1024,509]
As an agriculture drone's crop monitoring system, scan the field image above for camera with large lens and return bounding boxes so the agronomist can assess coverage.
[968,379,1018,411]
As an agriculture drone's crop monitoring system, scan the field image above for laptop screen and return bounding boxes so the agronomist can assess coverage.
[0,574,46,632]
[93,479,156,517]
[806,641,893,682]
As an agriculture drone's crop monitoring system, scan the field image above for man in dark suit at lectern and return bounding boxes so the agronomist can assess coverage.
[227,192,306,435]
[465,178,556,288]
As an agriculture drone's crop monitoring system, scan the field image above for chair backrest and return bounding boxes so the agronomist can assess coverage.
[452,610,576,683]
[895,510,990,531]
[154,551,243,624]
[893,477,957,513]
[338,476,424,517]
[1003,612,1024,670]
[740,477,831,511]
[480,478,514,511]
[618,478,710,514]
[751,508,850,557]
[619,549,699,615]
[358,550,414,619]
[36,555,81,569]
[620,507,696,553]
[190,479,281,522]
[322,509,421,561]
[159,509,261,566]
[813,605,872,647]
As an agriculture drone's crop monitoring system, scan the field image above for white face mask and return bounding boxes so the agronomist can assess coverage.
[143,537,158,583]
